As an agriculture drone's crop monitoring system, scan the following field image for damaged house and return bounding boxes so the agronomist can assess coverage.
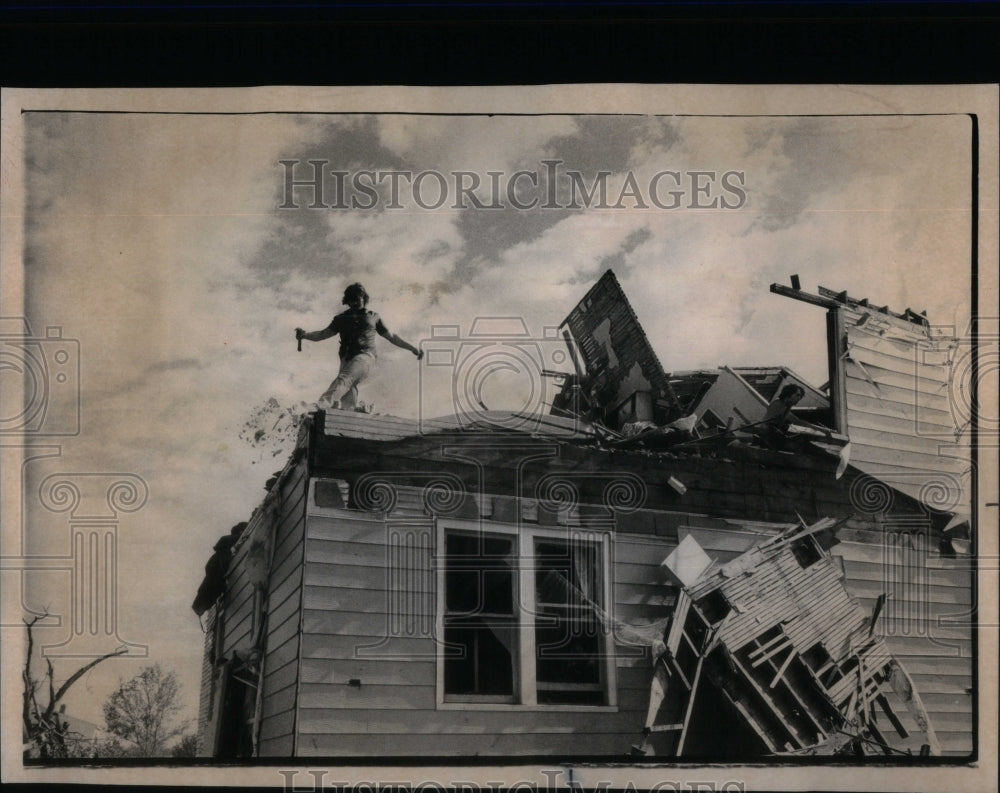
[194,270,974,760]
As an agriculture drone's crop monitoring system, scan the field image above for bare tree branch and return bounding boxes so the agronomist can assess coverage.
[50,645,128,712]
[22,613,128,759]
[44,658,56,720]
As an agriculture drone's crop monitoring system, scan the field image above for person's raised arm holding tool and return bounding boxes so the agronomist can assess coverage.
[295,282,423,412]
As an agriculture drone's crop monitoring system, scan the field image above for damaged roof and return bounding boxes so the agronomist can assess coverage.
[771,281,970,513]
[317,408,598,442]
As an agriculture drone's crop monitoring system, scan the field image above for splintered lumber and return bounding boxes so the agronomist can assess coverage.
[641,520,938,758]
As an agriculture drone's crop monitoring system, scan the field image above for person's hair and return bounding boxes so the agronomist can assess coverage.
[778,383,806,401]
[342,283,369,306]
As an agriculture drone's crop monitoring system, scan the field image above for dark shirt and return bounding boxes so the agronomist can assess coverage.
[326,308,387,360]
[762,398,793,429]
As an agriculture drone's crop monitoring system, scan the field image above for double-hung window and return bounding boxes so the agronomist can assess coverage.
[437,519,614,709]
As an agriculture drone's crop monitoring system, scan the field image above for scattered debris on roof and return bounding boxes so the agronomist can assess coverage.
[552,271,851,466]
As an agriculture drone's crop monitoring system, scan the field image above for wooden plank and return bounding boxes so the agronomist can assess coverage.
[849,441,968,472]
[840,558,973,590]
[297,681,435,710]
[305,561,396,591]
[845,410,963,445]
[264,656,299,694]
[846,334,950,369]
[770,282,842,310]
[262,683,298,721]
[300,632,436,660]
[303,606,401,639]
[727,653,805,747]
[836,541,938,566]
[266,634,301,672]
[267,581,303,630]
[299,657,436,687]
[225,571,254,611]
[881,634,973,658]
[258,708,295,742]
[222,611,253,651]
[307,513,394,544]
[908,674,973,695]
[852,452,968,482]
[610,561,674,586]
[297,706,642,735]
[876,694,910,738]
[258,734,294,757]
[322,411,424,439]
[271,514,306,570]
[846,357,951,393]
[275,473,307,536]
[306,537,431,568]
[614,582,676,608]
[681,527,770,554]
[846,423,966,458]
[303,586,393,613]
[844,393,953,425]
[890,655,973,677]
[829,308,850,434]
[296,730,642,757]
[267,608,303,650]
[847,578,971,605]
[267,565,303,614]
[918,692,974,712]
[846,376,952,414]
[268,537,305,594]
[847,332,949,366]
[300,609,419,639]
[273,493,306,542]
[920,712,974,733]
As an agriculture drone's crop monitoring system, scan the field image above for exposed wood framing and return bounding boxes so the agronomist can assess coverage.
[827,308,849,434]
[643,525,939,757]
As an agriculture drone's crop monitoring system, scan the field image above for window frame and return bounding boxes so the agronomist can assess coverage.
[435,517,618,712]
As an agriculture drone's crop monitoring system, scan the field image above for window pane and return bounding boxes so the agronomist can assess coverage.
[536,608,602,684]
[535,540,599,604]
[534,538,605,705]
[443,531,517,699]
[443,618,515,696]
[446,533,514,615]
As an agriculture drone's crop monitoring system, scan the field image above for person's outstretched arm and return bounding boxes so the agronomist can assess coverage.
[377,320,423,358]
[296,324,337,343]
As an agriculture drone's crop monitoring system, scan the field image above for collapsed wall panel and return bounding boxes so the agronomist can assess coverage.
[641,521,941,758]
[839,303,968,515]
[560,269,679,419]
[770,282,970,522]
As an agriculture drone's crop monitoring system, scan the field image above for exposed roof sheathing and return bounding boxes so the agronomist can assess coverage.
[560,270,677,411]
[318,408,597,441]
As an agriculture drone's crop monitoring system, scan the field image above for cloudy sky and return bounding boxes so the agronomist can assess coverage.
[12,105,973,728]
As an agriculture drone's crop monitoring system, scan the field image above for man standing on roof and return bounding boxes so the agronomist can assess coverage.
[296,282,423,411]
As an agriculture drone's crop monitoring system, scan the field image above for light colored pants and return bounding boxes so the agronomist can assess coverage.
[319,353,375,409]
